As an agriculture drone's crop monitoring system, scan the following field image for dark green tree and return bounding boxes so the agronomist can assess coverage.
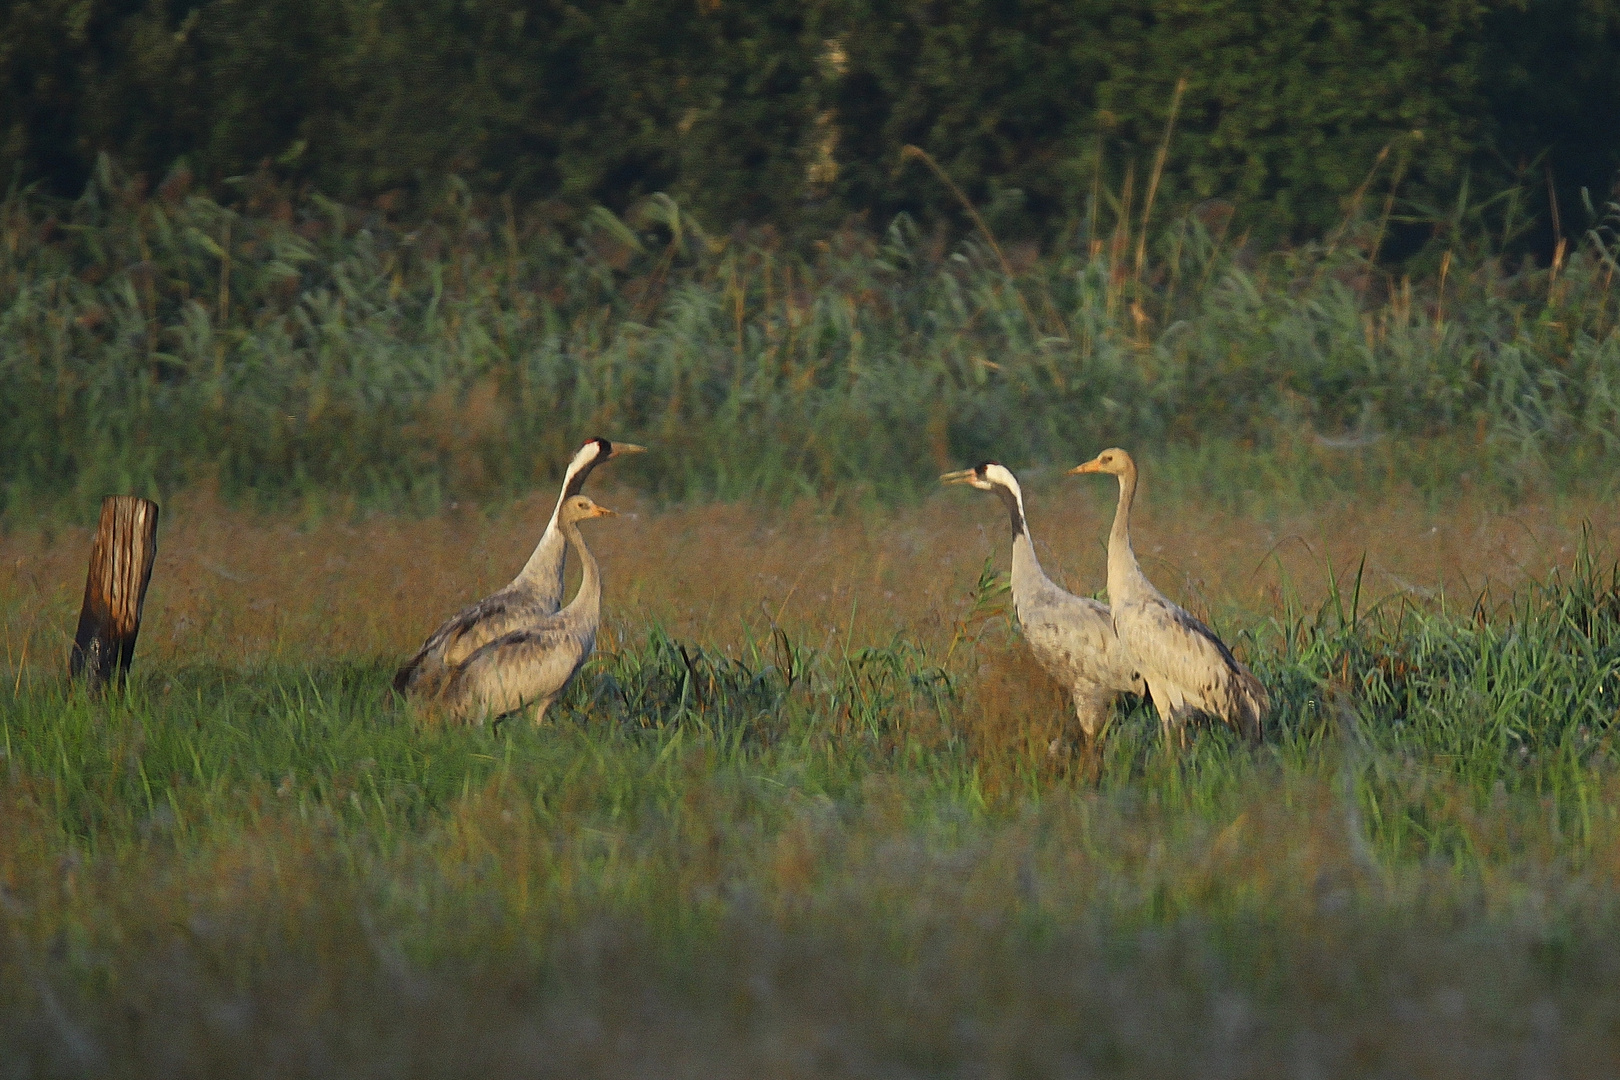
[3,0,1615,242]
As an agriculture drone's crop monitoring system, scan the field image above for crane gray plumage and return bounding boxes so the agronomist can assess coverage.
[393,437,643,697]
[1069,447,1268,744]
[439,494,616,724]
[942,463,1143,743]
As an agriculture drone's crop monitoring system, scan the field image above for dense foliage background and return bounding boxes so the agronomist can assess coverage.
[3,0,1618,242]
[3,0,1620,517]
[3,160,1619,519]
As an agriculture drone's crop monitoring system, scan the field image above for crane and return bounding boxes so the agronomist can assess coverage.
[440,494,617,724]
[942,462,1143,746]
[393,436,643,697]
[1068,448,1267,744]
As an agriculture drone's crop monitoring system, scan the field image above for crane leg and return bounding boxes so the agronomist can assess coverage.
[530,697,553,726]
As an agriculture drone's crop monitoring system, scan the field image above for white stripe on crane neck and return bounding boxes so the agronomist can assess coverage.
[548,443,603,529]
[981,463,1028,538]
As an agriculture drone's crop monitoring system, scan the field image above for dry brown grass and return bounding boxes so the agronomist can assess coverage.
[4,481,1616,673]
[6,480,1615,772]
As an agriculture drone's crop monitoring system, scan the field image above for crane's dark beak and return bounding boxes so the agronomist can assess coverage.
[608,442,647,458]
[1068,456,1105,475]
[940,469,978,486]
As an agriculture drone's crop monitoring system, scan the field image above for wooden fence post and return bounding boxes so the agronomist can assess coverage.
[69,496,160,693]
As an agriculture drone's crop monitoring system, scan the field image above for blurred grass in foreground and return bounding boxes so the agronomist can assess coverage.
[4,160,1620,522]
[3,540,1620,1075]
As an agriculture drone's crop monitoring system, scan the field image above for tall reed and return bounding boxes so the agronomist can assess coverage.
[4,159,1619,519]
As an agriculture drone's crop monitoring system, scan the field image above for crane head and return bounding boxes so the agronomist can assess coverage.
[940,464,996,491]
[569,437,647,473]
[1068,447,1133,476]
[561,438,647,501]
[558,495,618,524]
[595,437,647,459]
[942,463,1026,537]
[942,462,1021,493]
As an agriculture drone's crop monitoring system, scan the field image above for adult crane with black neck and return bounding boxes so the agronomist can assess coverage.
[441,493,617,725]
[394,437,643,698]
[942,462,1143,745]
[1069,447,1267,744]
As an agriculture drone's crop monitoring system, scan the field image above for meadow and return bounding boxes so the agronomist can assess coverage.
[4,478,1620,1076]
[4,172,1620,1075]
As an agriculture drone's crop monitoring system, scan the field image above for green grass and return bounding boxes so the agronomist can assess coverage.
[4,163,1620,523]
[7,166,1620,1072]
[4,551,1620,1074]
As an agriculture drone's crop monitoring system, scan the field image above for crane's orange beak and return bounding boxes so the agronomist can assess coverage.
[589,504,618,518]
[939,469,978,486]
[1068,456,1106,475]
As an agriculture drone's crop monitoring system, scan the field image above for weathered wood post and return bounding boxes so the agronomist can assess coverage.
[69,496,160,693]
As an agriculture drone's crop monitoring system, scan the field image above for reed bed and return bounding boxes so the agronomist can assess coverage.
[4,161,1620,521]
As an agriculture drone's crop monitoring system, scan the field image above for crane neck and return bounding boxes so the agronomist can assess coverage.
[993,481,1052,595]
[515,453,599,594]
[1106,460,1145,601]
[991,482,1027,542]
[547,454,600,532]
[558,518,602,615]
[516,519,567,594]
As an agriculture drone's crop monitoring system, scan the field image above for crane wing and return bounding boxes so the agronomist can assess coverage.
[1017,587,1138,695]
[1119,595,1266,735]
[445,622,595,721]
[393,588,533,694]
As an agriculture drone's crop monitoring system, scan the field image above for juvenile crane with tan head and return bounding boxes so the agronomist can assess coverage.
[1069,447,1268,744]
[440,494,617,725]
[942,463,1143,746]
[394,437,643,697]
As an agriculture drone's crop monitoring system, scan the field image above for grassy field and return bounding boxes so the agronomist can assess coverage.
[4,476,1620,1076]
[5,171,1620,1074]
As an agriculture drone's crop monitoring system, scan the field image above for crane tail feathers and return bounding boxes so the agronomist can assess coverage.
[392,659,420,694]
[1231,665,1269,742]
[394,650,453,698]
